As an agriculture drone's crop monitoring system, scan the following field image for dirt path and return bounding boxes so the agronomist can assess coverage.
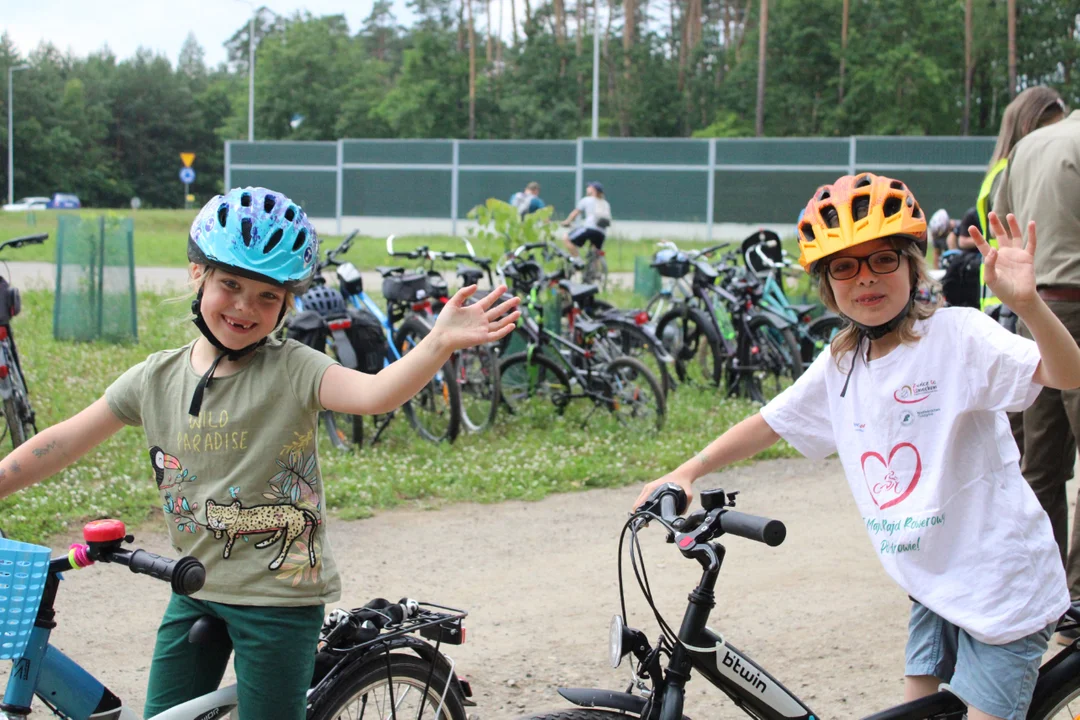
[1,457,942,718]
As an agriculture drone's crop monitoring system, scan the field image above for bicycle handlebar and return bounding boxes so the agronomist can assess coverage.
[640,483,786,548]
[89,544,206,596]
[0,234,48,254]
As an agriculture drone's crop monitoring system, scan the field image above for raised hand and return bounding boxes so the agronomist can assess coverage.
[968,211,1038,310]
[430,284,521,352]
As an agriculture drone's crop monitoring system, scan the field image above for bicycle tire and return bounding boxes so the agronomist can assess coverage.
[309,655,468,720]
[457,344,500,432]
[322,410,362,451]
[1026,652,1080,720]
[655,306,724,388]
[602,321,673,397]
[603,356,665,431]
[3,358,33,449]
[499,351,571,416]
[395,316,463,443]
[745,315,803,400]
[645,292,673,321]
[3,396,26,449]
[801,314,845,364]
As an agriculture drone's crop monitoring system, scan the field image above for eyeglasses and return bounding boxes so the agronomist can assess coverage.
[824,249,902,281]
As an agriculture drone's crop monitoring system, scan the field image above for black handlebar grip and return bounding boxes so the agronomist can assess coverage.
[720,510,786,547]
[127,550,206,595]
[654,483,688,522]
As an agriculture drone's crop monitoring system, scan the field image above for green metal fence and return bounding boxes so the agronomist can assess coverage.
[225,137,997,237]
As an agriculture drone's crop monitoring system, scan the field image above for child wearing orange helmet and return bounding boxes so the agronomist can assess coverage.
[635,173,1080,720]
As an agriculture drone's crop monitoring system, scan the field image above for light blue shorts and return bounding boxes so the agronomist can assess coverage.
[905,601,1054,720]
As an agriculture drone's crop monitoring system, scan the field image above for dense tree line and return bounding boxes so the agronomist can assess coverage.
[2,0,1078,208]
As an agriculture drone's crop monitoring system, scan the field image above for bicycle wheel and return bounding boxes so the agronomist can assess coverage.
[601,357,665,431]
[310,655,468,720]
[322,410,363,450]
[3,361,34,449]
[655,306,724,389]
[602,321,673,397]
[457,344,500,432]
[499,351,571,417]
[746,315,803,400]
[800,314,844,364]
[395,316,463,443]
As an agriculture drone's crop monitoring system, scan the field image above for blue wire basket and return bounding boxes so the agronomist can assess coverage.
[0,537,51,660]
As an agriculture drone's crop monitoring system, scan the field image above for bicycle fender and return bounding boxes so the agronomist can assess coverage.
[558,687,647,715]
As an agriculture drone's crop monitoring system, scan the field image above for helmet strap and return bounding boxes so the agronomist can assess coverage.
[187,289,287,416]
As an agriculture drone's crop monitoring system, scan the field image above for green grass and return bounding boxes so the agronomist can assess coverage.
[0,208,804,276]
[0,287,798,545]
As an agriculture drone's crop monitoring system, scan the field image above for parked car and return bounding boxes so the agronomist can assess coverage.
[2,196,50,212]
[47,193,81,209]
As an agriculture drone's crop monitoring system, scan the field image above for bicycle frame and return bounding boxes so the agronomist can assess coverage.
[3,560,238,720]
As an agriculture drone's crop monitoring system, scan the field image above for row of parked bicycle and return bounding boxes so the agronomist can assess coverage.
[283,229,842,449]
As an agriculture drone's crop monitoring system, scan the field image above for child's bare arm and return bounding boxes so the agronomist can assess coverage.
[0,397,126,500]
[632,413,781,509]
[321,285,519,416]
[319,334,455,416]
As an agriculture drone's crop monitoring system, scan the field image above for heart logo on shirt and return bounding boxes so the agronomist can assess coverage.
[861,442,922,510]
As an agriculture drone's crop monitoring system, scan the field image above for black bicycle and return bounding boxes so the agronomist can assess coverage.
[520,483,1080,720]
[0,233,47,448]
[653,243,803,403]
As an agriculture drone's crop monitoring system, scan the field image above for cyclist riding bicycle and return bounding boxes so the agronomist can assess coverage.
[636,173,1080,720]
[561,181,612,258]
[0,187,519,719]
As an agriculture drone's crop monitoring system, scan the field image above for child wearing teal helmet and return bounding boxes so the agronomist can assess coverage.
[0,187,521,718]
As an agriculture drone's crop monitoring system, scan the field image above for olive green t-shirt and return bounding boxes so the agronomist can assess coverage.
[106,337,341,606]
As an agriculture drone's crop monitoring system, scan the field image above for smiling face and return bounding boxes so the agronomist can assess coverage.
[192,265,286,349]
[821,238,913,328]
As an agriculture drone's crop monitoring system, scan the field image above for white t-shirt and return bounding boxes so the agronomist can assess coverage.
[577,196,612,232]
[760,307,1067,645]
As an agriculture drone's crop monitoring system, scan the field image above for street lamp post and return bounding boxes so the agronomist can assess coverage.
[7,64,29,207]
[234,0,258,142]
[591,3,600,138]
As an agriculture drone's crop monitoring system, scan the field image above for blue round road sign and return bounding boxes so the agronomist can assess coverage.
[179,167,196,184]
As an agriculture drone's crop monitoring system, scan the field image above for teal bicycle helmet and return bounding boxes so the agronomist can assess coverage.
[186,187,320,417]
[189,187,318,293]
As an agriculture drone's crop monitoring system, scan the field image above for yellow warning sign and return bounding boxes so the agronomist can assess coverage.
[180,153,196,168]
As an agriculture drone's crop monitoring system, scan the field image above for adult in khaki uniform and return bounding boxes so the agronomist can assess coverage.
[995,107,1080,623]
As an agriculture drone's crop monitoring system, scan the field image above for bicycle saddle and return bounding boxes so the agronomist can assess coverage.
[188,615,231,649]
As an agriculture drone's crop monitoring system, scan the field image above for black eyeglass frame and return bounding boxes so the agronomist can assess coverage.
[823,248,902,281]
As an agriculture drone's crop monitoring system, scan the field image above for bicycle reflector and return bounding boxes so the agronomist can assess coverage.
[0,326,8,341]
[634,311,649,326]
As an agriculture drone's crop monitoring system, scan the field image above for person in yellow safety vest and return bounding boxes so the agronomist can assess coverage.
[977,88,1068,311]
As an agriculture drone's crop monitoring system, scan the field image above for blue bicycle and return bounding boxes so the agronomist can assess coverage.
[0,521,473,719]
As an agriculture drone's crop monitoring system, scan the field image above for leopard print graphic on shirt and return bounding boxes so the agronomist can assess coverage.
[205,499,319,571]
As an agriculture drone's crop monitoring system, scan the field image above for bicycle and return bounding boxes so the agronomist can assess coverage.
[652,243,803,403]
[739,230,844,364]
[0,234,46,449]
[383,235,502,434]
[519,483,1080,720]
[495,247,666,432]
[0,520,473,719]
[288,231,376,451]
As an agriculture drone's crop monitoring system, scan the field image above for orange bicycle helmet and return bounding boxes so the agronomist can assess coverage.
[796,173,927,272]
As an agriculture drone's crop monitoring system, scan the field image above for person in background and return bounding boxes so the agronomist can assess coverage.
[561,181,612,258]
[510,181,546,219]
[994,94,1080,644]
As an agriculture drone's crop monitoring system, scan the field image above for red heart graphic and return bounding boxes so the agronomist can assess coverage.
[861,443,921,510]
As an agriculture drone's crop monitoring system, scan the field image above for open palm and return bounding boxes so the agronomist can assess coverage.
[432,284,521,352]
[968,211,1037,310]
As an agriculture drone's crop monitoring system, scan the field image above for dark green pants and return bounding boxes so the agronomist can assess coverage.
[1019,300,1080,599]
[144,593,324,720]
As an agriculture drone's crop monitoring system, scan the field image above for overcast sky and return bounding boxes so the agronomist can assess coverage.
[5,0,489,68]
